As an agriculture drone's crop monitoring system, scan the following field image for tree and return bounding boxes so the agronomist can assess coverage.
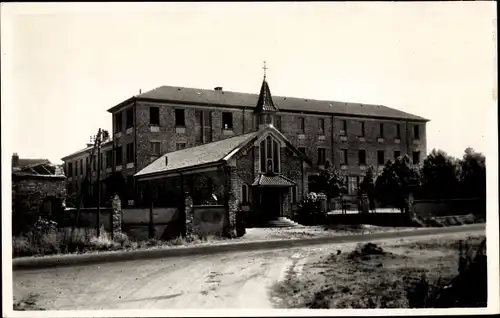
[375,155,420,210]
[459,147,486,200]
[315,167,347,199]
[420,149,461,199]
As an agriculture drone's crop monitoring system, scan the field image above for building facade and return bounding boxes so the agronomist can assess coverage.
[62,78,428,207]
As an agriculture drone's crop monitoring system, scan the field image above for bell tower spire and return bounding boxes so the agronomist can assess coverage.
[254,61,279,130]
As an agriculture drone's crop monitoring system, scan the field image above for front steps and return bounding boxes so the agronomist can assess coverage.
[255,217,302,228]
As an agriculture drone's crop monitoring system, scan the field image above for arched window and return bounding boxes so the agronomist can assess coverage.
[242,184,248,204]
[260,135,281,174]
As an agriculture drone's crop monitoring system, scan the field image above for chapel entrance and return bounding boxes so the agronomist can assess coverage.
[260,188,282,220]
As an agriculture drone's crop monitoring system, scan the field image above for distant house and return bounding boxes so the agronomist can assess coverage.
[12,153,66,233]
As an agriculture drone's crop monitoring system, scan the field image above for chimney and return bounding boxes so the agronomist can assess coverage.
[12,153,19,167]
[214,87,223,91]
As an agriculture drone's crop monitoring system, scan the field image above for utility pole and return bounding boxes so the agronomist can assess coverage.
[96,128,102,237]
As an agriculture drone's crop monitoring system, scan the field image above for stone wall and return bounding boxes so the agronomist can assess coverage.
[192,205,226,236]
[12,175,66,233]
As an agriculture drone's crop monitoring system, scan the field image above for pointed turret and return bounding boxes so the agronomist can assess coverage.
[255,62,279,130]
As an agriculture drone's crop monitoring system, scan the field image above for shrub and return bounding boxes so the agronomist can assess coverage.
[294,192,325,225]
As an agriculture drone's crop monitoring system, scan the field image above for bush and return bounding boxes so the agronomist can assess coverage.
[294,192,326,225]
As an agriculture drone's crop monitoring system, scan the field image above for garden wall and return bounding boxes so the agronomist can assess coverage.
[413,198,485,218]
[192,205,226,236]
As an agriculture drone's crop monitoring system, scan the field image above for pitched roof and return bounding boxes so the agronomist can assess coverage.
[108,85,428,122]
[252,174,296,187]
[17,158,49,168]
[135,131,260,178]
[255,79,278,113]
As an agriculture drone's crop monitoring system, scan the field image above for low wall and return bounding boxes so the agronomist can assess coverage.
[62,207,181,241]
[192,205,226,236]
[413,198,485,218]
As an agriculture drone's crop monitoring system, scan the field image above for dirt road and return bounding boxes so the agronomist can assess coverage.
[13,226,484,310]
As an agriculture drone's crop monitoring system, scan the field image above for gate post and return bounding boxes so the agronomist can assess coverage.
[185,193,194,236]
[111,194,122,240]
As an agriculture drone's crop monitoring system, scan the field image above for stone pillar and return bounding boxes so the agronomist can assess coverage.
[111,194,122,239]
[185,193,194,236]
[225,166,239,238]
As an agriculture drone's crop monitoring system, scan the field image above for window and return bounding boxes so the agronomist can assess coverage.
[80,159,83,175]
[114,112,122,133]
[348,176,359,195]
[361,122,365,137]
[125,108,134,129]
[74,163,78,177]
[106,150,113,168]
[275,115,282,130]
[86,157,89,173]
[150,107,160,126]
[175,109,185,127]
[176,142,186,151]
[413,151,421,164]
[379,123,384,137]
[222,112,233,130]
[298,147,306,156]
[377,150,385,165]
[318,118,325,134]
[341,149,348,165]
[299,117,305,133]
[260,136,280,173]
[414,125,420,139]
[358,150,366,165]
[68,162,73,177]
[341,120,347,135]
[241,184,248,204]
[151,142,161,156]
[317,148,326,166]
[396,124,401,139]
[100,153,104,170]
[92,155,96,171]
[115,146,123,166]
[394,150,401,161]
[126,143,134,163]
[291,186,297,204]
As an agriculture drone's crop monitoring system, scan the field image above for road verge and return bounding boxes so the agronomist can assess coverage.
[12,223,484,270]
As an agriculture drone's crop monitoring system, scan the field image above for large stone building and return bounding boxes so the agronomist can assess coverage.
[62,75,428,207]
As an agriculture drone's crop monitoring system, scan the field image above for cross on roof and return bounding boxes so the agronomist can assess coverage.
[262,61,268,80]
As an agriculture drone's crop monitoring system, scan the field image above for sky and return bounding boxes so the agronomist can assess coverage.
[1,2,497,164]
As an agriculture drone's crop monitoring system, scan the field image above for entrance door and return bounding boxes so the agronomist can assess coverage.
[261,189,282,219]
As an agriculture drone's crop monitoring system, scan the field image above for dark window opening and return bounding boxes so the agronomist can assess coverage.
[317,148,326,166]
[359,150,366,165]
[151,142,161,156]
[275,115,282,130]
[341,149,348,165]
[377,150,385,165]
[68,162,73,177]
[242,184,248,204]
[80,159,83,175]
[361,122,365,137]
[341,120,347,135]
[175,109,185,127]
[176,143,186,151]
[115,146,123,166]
[414,125,420,139]
[114,112,122,133]
[413,151,421,164]
[126,143,134,163]
[379,123,384,137]
[222,112,233,130]
[318,118,325,134]
[298,147,306,156]
[106,150,113,168]
[126,108,134,129]
[260,140,266,172]
[396,124,401,138]
[299,117,305,133]
[291,186,297,204]
[150,107,160,126]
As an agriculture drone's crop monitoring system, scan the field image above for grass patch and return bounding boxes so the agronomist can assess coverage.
[272,232,486,309]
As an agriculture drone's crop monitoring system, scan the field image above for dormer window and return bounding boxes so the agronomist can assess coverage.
[260,135,280,174]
